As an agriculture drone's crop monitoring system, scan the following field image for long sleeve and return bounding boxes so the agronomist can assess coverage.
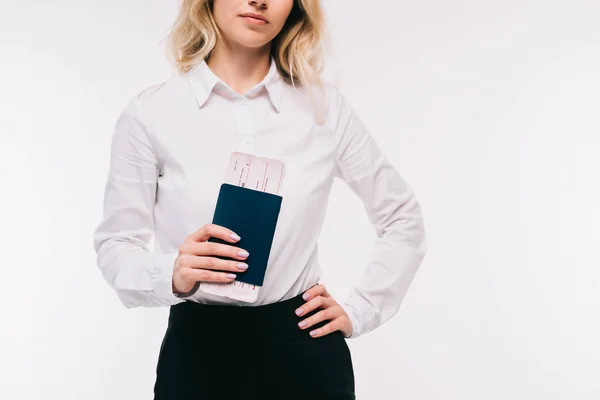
[331,89,427,338]
[93,97,185,308]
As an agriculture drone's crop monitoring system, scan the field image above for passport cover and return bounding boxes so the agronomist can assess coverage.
[207,183,282,286]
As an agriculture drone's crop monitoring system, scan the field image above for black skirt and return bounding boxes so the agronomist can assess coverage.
[153,292,356,400]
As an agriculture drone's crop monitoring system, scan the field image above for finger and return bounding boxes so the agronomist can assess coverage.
[180,241,249,260]
[297,308,337,330]
[183,267,238,283]
[309,318,343,338]
[185,223,241,244]
[301,283,330,301]
[295,295,334,317]
[196,257,249,273]
[176,254,249,275]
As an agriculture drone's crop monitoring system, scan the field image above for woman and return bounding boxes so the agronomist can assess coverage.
[93,0,427,399]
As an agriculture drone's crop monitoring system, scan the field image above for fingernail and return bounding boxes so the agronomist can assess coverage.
[303,292,310,301]
[310,330,317,337]
[298,321,307,328]
[238,250,249,258]
[230,233,241,241]
[237,263,248,270]
[295,307,304,316]
[226,274,237,279]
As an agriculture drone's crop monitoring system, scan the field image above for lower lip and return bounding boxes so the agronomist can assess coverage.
[242,16,267,25]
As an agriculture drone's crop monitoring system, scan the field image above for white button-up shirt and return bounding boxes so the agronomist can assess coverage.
[92,59,427,338]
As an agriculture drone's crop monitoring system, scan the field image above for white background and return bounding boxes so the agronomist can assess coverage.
[1,0,599,399]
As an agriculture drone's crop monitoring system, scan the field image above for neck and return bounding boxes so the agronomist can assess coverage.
[207,41,272,95]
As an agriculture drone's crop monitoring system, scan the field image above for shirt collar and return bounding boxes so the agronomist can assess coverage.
[187,58,284,112]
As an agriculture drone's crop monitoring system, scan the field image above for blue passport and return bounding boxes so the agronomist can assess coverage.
[207,183,283,286]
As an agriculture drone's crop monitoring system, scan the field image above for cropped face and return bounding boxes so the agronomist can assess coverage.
[212,0,296,49]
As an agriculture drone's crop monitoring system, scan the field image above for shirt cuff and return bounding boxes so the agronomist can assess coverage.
[150,251,186,306]
[341,302,361,339]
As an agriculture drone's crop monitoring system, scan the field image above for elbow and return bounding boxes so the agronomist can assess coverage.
[379,207,426,252]
[116,290,146,309]
[94,244,121,291]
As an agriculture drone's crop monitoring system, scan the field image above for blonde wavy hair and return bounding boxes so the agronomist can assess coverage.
[166,0,326,89]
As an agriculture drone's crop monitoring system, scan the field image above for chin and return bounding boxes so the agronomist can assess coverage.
[233,38,272,49]
[228,28,274,49]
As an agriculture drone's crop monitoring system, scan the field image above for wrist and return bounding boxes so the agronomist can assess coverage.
[173,281,200,298]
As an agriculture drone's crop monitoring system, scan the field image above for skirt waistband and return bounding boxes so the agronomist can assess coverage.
[168,292,309,338]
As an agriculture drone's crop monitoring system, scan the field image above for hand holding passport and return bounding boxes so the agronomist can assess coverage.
[171,224,251,296]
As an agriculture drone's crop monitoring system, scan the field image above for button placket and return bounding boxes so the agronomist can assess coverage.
[235,97,256,150]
